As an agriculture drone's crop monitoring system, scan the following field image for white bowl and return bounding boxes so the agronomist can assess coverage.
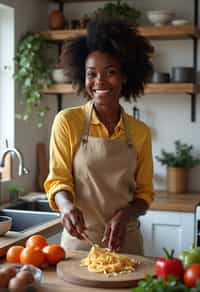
[52,68,68,83]
[0,216,12,235]
[171,19,190,26]
[146,10,175,26]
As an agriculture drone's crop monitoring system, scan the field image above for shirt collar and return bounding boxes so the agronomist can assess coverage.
[85,101,125,130]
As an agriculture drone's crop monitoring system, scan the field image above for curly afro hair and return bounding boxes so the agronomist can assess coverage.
[60,16,154,101]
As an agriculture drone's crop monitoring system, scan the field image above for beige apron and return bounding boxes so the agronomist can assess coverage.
[61,102,143,255]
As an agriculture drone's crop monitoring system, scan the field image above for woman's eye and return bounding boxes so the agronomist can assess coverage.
[87,71,96,78]
[107,70,117,76]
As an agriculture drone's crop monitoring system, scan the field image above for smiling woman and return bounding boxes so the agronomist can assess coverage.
[44,16,154,255]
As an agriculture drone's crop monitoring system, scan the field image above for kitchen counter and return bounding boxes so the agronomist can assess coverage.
[1,250,152,292]
[0,262,138,292]
[0,190,200,257]
[151,191,200,212]
[0,218,62,257]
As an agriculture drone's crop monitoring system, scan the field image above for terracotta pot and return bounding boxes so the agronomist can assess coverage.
[48,10,65,30]
[167,166,189,193]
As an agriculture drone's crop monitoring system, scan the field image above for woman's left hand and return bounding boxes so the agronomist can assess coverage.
[102,208,129,252]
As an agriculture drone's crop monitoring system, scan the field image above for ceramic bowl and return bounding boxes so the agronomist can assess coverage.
[146,10,175,26]
[151,72,170,83]
[0,216,12,235]
[171,19,190,26]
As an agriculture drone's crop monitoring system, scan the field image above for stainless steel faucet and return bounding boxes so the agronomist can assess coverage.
[0,147,30,176]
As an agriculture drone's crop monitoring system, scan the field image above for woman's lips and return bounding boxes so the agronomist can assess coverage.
[93,89,111,96]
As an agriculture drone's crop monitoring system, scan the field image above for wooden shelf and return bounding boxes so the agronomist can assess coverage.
[41,83,200,95]
[40,24,200,41]
[144,83,200,94]
[49,0,106,2]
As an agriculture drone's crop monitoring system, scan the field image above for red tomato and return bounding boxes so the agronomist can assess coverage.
[155,257,184,281]
[184,263,200,288]
[155,248,184,281]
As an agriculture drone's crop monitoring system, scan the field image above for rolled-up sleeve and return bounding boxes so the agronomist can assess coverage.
[44,112,75,210]
[134,128,154,206]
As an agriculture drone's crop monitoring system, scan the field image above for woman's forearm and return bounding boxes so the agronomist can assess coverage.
[55,190,74,213]
[121,199,149,222]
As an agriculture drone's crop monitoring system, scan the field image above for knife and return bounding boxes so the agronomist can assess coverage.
[81,232,95,246]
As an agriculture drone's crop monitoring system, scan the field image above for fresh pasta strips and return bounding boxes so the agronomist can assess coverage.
[80,245,140,274]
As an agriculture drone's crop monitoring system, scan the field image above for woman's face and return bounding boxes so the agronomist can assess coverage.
[85,51,124,106]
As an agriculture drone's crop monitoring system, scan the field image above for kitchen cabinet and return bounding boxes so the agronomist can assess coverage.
[140,210,194,257]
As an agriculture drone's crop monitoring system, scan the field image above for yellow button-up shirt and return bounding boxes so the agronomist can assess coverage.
[44,101,154,210]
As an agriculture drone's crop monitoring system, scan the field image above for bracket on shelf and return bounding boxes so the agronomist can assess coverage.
[57,94,63,112]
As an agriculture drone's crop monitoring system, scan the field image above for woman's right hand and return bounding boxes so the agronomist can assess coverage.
[55,191,86,240]
[60,206,86,240]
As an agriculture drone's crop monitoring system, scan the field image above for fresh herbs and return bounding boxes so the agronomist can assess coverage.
[155,140,200,168]
[132,275,200,292]
[14,33,53,128]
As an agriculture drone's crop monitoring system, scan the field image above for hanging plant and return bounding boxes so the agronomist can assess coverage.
[14,32,53,128]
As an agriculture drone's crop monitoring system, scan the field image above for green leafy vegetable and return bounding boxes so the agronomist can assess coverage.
[131,275,200,292]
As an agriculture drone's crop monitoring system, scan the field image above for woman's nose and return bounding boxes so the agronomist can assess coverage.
[95,73,105,83]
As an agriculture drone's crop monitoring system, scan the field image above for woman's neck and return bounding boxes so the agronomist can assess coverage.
[93,102,121,135]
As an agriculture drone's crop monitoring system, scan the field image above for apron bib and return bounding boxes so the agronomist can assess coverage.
[61,102,143,255]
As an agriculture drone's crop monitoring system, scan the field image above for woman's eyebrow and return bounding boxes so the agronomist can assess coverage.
[86,65,118,69]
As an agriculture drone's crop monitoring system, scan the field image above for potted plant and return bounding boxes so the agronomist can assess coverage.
[7,184,24,202]
[94,0,141,25]
[156,140,200,193]
[14,33,53,128]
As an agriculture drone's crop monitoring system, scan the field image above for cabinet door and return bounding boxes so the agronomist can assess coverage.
[140,210,194,257]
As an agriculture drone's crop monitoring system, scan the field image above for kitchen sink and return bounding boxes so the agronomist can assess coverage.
[0,208,60,232]
[5,199,52,212]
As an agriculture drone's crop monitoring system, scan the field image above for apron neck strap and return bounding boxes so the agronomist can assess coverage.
[81,101,93,143]
[121,109,133,148]
[82,101,133,147]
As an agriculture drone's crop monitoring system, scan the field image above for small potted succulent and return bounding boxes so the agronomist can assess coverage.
[94,0,141,25]
[156,140,200,193]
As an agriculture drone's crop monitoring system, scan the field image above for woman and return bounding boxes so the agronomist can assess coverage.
[44,16,154,254]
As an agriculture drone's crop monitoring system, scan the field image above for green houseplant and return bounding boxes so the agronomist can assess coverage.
[156,140,200,193]
[94,0,141,24]
[7,184,24,202]
[14,33,53,128]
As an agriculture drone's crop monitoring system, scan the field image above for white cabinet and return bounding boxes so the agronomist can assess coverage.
[140,210,195,257]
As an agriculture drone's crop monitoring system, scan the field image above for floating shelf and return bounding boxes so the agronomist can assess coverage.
[49,0,106,2]
[40,24,200,41]
[48,0,105,3]
[41,83,200,95]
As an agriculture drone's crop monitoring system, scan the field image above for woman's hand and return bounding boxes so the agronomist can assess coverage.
[60,205,86,240]
[102,208,129,252]
[55,191,86,240]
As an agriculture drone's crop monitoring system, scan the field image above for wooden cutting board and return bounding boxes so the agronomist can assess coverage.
[57,251,155,289]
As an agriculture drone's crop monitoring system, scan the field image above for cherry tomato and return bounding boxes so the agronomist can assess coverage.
[184,263,200,288]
